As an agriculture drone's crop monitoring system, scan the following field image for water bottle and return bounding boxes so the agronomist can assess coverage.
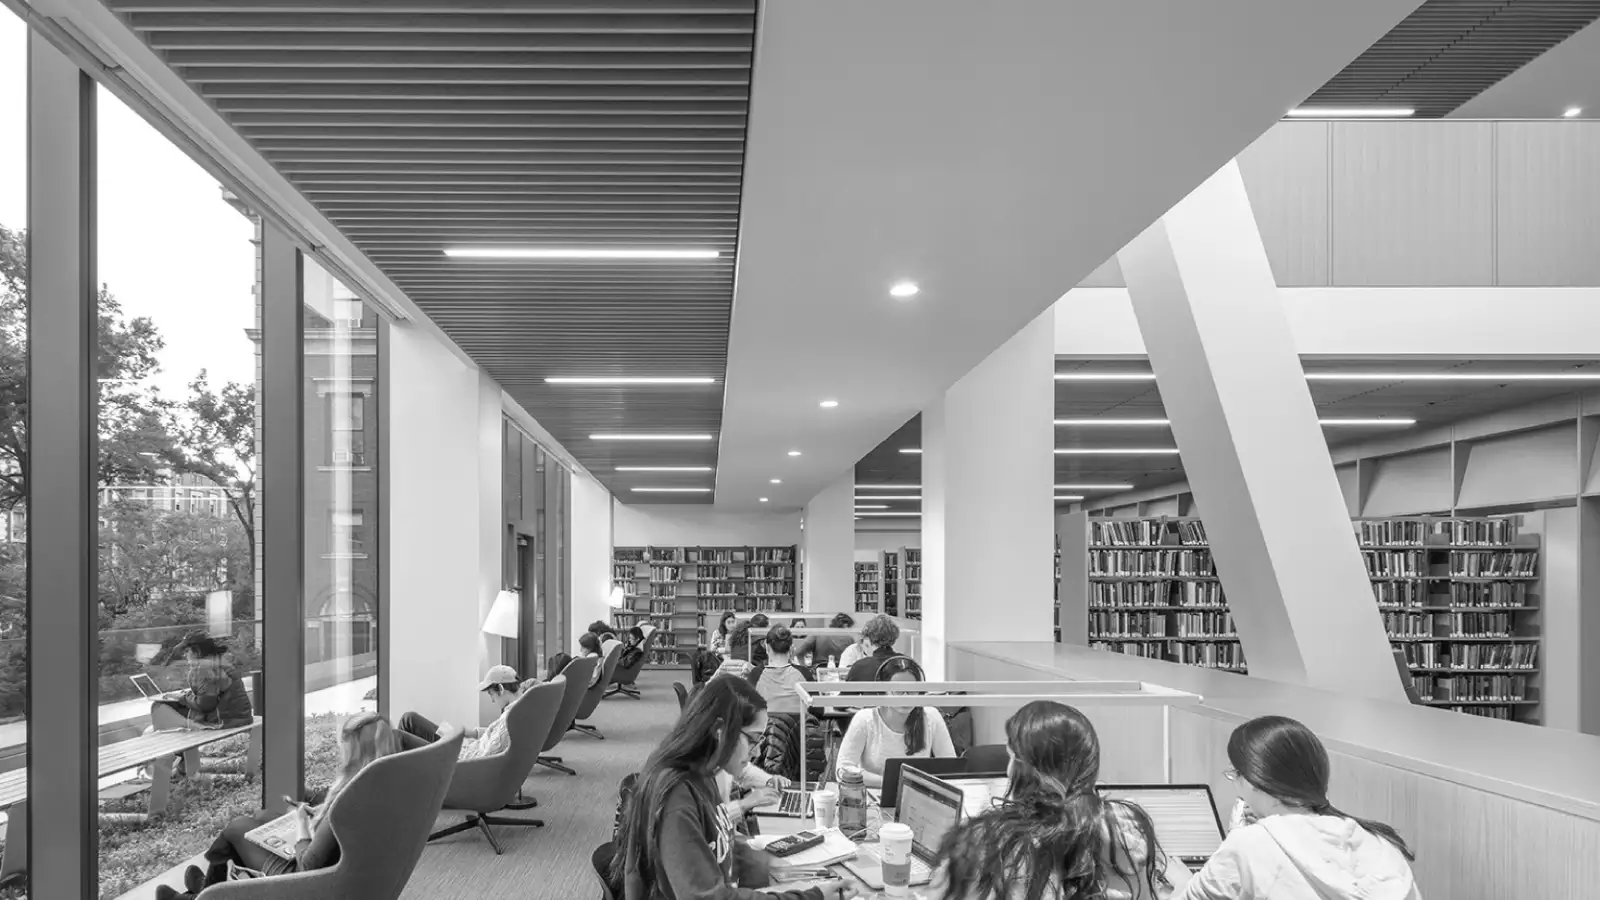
[838,767,869,835]
[828,655,839,670]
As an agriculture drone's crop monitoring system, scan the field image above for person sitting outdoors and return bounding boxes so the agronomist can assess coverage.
[157,712,401,898]
[712,621,767,682]
[708,611,739,659]
[149,635,255,733]
[835,656,955,788]
[618,626,648,671]
[1174,716,1420,900]
[931,700,1190,900]
[750,624,814,715]
[578,632,607,688]
[395,664,535,760]
[843,614,901,682]
[795,613,855,668]
[614,676,847,900]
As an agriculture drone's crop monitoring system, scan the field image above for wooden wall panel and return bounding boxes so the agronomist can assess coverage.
[1495,122,1600,286]
[1238,121,1330,286]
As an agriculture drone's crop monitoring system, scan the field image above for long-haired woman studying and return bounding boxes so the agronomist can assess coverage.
[616,677,849,900]
[932,700,1189,900]
[1174,716,1420,900]
[834,656,955,789]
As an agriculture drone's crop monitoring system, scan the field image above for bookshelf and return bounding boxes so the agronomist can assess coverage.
[611,543,799,669]
[883,551,900,617]
[902,548,922,620]
[1356,516,1541,723]
[855,559,882,614]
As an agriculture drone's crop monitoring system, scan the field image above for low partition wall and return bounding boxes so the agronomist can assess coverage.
[949,641,1600,900]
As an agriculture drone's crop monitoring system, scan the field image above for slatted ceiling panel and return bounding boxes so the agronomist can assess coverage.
[1305,0,1600,117]
[106,0,755,504]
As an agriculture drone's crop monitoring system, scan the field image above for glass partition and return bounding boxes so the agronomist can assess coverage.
[94,84,262,894]
[301,258,381,793]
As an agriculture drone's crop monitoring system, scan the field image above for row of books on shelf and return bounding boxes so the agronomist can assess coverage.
[1090,519,1208,547]
[1381,612,1521,638]
[1355,518,1519,548]
[1452,706,1516,720]
[1397,642,1537,669]
[1089,616,1238,639]
[1091,581,1226,607]
[1363,550,1538,578]
[1410,674,1529,703]
[1090,550,1216,577]
[1372,581,1530,608]
[616,546,797,564]
[1090,641,1249,671]
[693,596,794,612]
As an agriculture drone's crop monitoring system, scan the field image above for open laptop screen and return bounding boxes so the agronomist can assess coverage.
[1096,784,1226,862]
[896,767,964,859]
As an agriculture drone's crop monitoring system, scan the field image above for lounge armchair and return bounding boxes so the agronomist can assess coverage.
[204,729,463,900]
[605,627,660,699]
[537,657,596,775]
[570,641,622,739]
[427,680,564,854]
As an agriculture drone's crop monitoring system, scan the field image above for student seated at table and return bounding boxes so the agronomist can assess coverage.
[157,711,401,898]
[1174,716,1420,900]
[835,656,955,789]
[614,676,849,900]
[395,664,535,760]
[709,612,740,659]
[843,614,901,682]
[795,613,855,667]
[148,635,255,734]
[930,700,1189,900]
[713,621,768,681]
[749,624,814,715]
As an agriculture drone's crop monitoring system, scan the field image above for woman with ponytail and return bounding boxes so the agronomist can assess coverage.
[1175,715,1421,900]
[835,656,955,788]
[931,700,1187,900]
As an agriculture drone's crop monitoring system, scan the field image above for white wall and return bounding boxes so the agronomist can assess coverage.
[388,324,485,729]
[803,472,855,612]
[476,373,504,724]
[612,502,801,547]
[570,473,614,651]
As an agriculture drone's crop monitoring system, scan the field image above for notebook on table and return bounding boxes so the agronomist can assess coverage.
[1096,784,1227,867]
[841,767,963,889]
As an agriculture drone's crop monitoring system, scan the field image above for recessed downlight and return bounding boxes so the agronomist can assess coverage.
[546,376,715,385]
[889,281,920,298]
[591,433,713,441]
[616,466,713,472]
[445,247,719,260]
[787,450,802,457]
[770,478,782,484]
[1563,107,1583,118]
[630,487,712,493]
[819,399,840,408]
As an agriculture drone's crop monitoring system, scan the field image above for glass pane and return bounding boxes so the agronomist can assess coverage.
[94,85,262,894]
[301,259,380,775]
[0,5,27,889]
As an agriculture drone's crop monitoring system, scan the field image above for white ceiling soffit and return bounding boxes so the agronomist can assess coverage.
[1451,15,1600,119]
[716,0,1424,510]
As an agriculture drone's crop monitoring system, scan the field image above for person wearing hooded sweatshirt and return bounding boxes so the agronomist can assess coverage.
[1175,716,1422,900]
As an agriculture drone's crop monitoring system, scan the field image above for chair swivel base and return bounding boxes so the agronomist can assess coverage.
[604,684,640,699]
[538,754,576,775]
[570,722,605,740]
[429,812,544,855]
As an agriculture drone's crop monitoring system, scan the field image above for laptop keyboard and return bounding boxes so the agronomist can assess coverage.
[855,843,931,883]
[778,790,812,817]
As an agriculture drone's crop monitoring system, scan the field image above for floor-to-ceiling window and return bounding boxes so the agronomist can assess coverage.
[301,259,381,753]
[502,423,572,677]
[0,6,29,890]
[93,83,262,893]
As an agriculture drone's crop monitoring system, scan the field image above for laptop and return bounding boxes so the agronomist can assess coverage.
[129,673,163,699]
[752,781,821,818]
[1096,783,1227,867]
[878,756,971,808]
[842,767,962,889]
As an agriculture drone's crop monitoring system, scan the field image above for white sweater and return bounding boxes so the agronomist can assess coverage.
[1175,814,1422,900]
[835,707,956,788]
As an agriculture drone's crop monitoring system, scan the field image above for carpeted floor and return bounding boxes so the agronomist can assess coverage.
[399,670,681,900]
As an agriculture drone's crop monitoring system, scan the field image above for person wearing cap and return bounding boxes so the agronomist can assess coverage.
[395,664,535,761]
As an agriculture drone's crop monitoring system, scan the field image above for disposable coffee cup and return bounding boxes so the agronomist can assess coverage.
[878,822,915,898]
[813,789,839,830]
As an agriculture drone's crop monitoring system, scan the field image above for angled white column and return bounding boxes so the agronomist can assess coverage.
[922,309,1056,678]
[803,471,855,614]
[1117,161,1403,702]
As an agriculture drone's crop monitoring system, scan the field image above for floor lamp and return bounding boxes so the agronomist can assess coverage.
[483,589,520,671]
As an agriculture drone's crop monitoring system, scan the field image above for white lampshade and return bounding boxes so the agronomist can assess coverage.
[609,585,627,608]
[483,590,519,638]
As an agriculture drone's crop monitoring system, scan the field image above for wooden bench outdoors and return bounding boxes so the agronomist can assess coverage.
[0,719,260,884]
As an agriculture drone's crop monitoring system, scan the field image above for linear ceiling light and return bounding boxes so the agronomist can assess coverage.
[855,504,889,510]
[759,497,769,503]
[889,281,920,298]
[1054,495,1084,501]
[855,484,920,490]
[1319,417,1417,426]
[591,433,713,441]
[1286,107,1414,117]
[1055,416,1414,427]
[819,399,840,408]
[615,466,713,472]
[1056,483,1135,490]
[630,487,712,493]
[1054,372,1156,381]
[1054,448,1179,455]
[1056,418,1169,426]
[1564,107,1583,118]
[546,376,715,385]
[856,512,922,517]
[1304,372,1600,382]
[445,247,719,260]
[899,448,923,454]
[855,495,922,501]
